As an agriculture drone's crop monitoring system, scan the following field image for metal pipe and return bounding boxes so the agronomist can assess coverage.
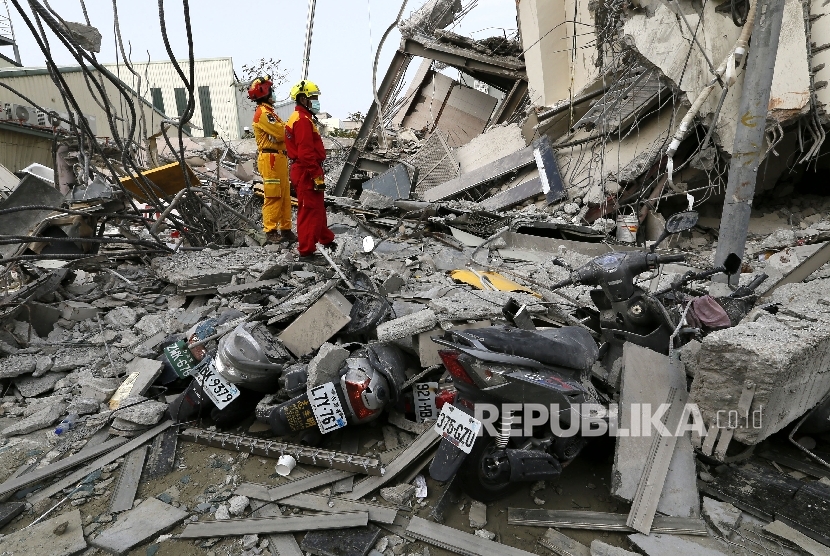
[301,0,318,80]
[712,0,786,289]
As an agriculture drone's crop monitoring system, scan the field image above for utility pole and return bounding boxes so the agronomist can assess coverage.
[712,0,787,290]
[301,0,318,81]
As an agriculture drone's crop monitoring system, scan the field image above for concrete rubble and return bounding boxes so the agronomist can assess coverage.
[1,0,830,555]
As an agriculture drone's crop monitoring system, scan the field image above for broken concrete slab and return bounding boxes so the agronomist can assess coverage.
[13,372,67,397]
[380,483,416,506]
[590,540,638,556]
[91,498,187,555]
[613,343,699,519]
[60,301,100,322]
[689,277,830,445]
[306,342,349,389]
[103,306,139,329]
[279,289,352,357]
[79,375,121,402]
[52,347,105,372]
[376,309,438,343]
[114,397,167,425]
[628,533,728,556]
[2,401,66,437]
[360,189,397,210]
[0,508,85,556]
[0,355,36,379]
[701,496,741,537]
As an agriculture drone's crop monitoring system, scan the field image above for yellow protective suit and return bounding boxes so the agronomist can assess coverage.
[253,103,291,233]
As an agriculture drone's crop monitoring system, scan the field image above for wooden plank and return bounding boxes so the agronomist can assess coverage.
[627,387,689,534]
[538,528,591,556]
[279,493,397,524]
[110,445,148,513]
[507,509,708,535]
[268,470,355,502]
[346,429,438,500]
[28,421,173,505]
[236,483,273,501]
[179,512,369,538]
[0,436,128,499]
[406,515,537,556]
[253,503,303,556]
[758,452,830,479]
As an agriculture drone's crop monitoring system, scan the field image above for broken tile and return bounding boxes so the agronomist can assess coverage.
[91,498,187,555]
[279,290,353,357]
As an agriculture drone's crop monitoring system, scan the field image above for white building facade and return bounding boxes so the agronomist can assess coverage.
[104,57,245,140]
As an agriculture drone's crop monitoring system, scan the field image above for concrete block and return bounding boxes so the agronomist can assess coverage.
[418,321,491,367]
[377,309,438,343]
[612,343,699,518]
[104,306,139,329]
[455,123,526,174]
[0,508,85,556]
[52,347,104,372]
[66,397,101,416]
[701,497,741,537]
[2,402,66,437]
[469,500,487,529]
[60,301,100,322]
[380,483,416,506]
[116,397,167,426]
[360,189,396,210]
[628,533,729,556]
[91,498,187,555]
[0,355,36,379]
[14,372,67,397]
[590,540,638,556]
[279,290,352,357]
[689,277,830,445]
[79,376,121,402]
[307,343,349,388]
[32,355,54,377]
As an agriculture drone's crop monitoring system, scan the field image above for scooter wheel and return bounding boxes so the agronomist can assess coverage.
[460,436,514,502]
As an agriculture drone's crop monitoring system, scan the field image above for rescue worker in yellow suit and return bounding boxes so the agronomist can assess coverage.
[248,76,296,244]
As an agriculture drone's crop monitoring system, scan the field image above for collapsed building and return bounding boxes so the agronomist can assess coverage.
[0,0,830,555]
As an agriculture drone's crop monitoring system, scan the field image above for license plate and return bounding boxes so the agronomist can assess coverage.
[198,360,240,410]
[414,382,439,423]
[309,382,348,434]
[164,340,197,378]
[434,404,481,454]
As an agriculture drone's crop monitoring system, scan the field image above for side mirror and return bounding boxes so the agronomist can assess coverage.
[723,253,742,275]
[651,210,699,251]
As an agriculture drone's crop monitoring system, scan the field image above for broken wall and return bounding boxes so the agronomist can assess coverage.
[518,0,602,108]
[622,0,810,152]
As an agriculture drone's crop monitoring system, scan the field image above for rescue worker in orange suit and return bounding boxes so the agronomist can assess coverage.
[285,80,335,260]
[248,75,296,244]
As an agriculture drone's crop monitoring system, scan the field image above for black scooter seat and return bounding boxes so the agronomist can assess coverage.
[457,325,598,372]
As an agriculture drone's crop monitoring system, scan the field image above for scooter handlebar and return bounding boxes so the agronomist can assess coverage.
[656,254,686,264]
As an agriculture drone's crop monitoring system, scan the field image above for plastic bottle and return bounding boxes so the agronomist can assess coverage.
[54,414,79,436]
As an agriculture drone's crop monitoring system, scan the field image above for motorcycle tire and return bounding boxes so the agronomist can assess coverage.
[460,435,514,502]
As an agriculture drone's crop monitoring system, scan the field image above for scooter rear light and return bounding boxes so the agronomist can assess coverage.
[435,389,456,410]
[344,377,377,420]
[438,350,475,385]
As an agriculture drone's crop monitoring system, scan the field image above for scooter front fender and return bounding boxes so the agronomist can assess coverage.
[429,437,469,482]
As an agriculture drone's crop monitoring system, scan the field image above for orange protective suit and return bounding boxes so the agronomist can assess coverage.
[285,104,334,256]
[252,103,291,233]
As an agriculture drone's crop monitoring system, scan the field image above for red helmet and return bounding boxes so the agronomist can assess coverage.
[247,75,273,101]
